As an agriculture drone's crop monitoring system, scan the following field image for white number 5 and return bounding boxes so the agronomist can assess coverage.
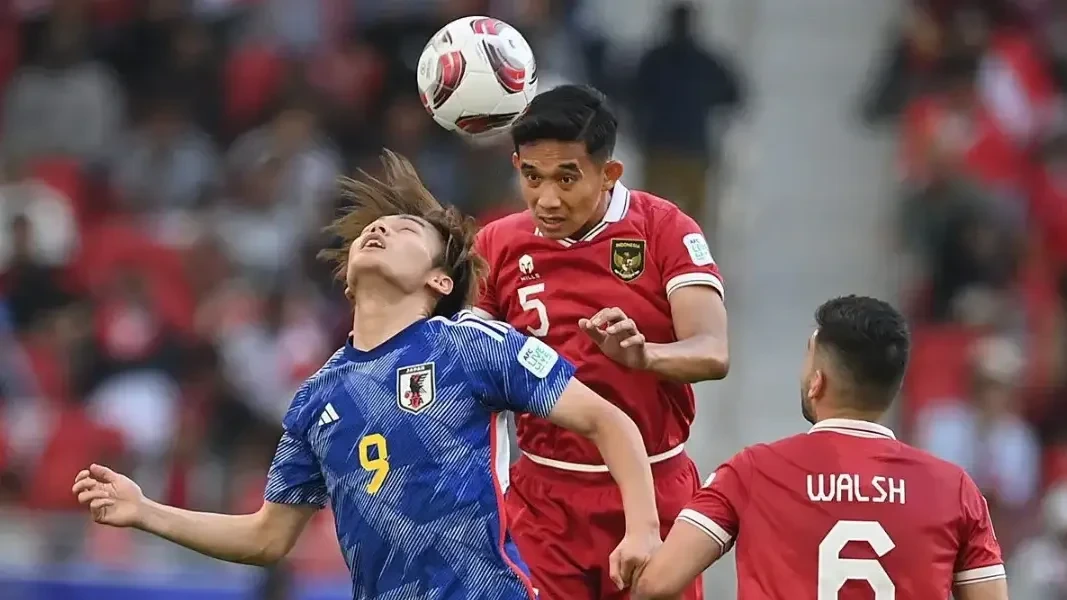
[819,520,895,599]
[518,283,549,337]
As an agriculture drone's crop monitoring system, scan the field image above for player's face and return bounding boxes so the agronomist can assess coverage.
[346,215,453,300]
[513,141,623,239]
[799,331,823,425]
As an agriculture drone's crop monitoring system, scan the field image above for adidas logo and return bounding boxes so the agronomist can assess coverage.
[319,403,340,426]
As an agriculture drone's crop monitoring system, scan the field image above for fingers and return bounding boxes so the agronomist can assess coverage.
[74,469,91,483]
[608,547,624,590]
[619,333,646,349]
[89,464,117,482]
[588,307,627,328]
[72,477,99,495]
[579,318,608,344]
[77,488,112,506]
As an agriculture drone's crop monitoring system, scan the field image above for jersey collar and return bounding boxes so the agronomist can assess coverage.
[808,418,896,440]
[534,183,631,247]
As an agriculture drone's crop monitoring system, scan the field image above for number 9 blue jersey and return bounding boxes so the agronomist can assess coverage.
[264,311,575,599]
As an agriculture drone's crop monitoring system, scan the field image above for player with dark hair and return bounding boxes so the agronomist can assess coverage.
[634,295,1008,600]
[72,151,661,599]
[475,84,729,598]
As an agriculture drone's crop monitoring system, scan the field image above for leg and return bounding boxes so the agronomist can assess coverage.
[506,467,600,599]
[597,458,707,599]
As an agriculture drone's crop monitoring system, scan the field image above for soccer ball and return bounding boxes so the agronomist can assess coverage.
[417,16,537,140]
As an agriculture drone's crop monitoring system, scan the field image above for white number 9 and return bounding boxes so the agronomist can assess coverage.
[818,520,895,599]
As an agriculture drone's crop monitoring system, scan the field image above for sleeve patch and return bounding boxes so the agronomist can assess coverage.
[683,233,714,266]
[517,337,558,379]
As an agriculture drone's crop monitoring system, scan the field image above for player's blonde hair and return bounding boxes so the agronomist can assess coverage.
[318,150,487,318]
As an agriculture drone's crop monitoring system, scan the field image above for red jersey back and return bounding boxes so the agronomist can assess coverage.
[474,184,723,465]
[681,419,1005,599]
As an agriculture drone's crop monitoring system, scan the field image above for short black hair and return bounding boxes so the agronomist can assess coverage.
[510,84,618,162]
[814,295,910,411]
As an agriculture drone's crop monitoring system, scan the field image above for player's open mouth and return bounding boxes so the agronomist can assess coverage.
[538,216,566,230]
[361,236,386,250]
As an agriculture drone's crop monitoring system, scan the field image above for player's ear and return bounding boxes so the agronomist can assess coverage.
[602,159,624,191]
[427,271,454,297]
[511,152,520,170]
[809,370,826,400]
[344,285,354,304]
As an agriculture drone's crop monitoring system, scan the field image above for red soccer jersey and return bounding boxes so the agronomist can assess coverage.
[475,184,724,465]
[680,418,1005,599]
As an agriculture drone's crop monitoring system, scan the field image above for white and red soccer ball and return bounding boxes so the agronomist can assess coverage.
[416,16,538,140]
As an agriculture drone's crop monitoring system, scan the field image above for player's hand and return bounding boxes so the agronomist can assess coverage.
[580,307,649,370]
[608,529,661,590]
[72,464,147,528]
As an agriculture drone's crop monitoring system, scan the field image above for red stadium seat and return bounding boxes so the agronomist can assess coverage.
[24,407,125,510]
[902,325,979,429]
[72,219,196,335]
[1043,445,1067,490]
[26,157,88,225]
[224,43,285,132]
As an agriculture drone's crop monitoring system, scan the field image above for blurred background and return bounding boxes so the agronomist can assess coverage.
[1,0,1066,598]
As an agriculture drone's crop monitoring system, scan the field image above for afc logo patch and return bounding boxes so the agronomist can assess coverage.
[397,362,436,414]
[610,239,646,282]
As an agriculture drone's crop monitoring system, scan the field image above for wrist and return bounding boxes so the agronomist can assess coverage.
[640,343,665,372]
[625,520,661,538]
[133,497,159,532]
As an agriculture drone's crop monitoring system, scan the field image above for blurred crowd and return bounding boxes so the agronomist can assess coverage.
[0,0,745,586]
[859,0,1067,595]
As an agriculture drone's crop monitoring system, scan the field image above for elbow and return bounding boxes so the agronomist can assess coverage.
[691,340,729,382]
[633,571,680,600]
[704,351,729,381]
[247,510,294,566]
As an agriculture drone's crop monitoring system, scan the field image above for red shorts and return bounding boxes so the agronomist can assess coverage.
[506,451,704,600]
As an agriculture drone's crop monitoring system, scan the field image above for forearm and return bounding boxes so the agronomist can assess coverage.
[137,500,278,566]
[591,408,660,535]
[645,334,728,383]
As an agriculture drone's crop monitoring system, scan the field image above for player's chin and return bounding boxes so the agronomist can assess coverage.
[348,252,390,276]
[536,220,579,240]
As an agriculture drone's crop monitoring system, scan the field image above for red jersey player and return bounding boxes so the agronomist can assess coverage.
[475,84,730,599]
[634,295,1008,600]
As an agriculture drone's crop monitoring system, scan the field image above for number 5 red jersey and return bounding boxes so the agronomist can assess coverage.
[681,419,1005,599]
[474,184,724,466]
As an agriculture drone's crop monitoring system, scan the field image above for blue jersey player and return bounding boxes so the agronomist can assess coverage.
[73,151,662,599]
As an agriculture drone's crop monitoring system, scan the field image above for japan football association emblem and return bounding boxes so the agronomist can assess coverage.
[397,363,436,414]
[610,239,646,282]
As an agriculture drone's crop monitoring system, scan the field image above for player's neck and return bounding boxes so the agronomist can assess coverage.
[571,190,611,240]
[349,287,430,351]
[815,407,884,425]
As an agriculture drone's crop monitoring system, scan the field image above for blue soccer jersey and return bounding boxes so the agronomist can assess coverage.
[264,311,576,600]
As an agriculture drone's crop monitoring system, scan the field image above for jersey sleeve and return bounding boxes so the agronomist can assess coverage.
[264,386,328,508]
[675,449,750,553]
[953,471,1005,586]
[449,310,576,416]
[473,228,501,317]
[651,205,724,299]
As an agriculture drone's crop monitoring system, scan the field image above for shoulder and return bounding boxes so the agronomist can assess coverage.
[297,348,349,405]
[429,310,516,347]
[624,189,704,240]
[478,211,535,240]
[283,347,348,432]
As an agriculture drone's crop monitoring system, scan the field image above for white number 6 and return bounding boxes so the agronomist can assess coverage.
[518,283,549,337]
[818,520,895,599]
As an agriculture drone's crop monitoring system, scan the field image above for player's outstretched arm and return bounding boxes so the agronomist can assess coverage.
[954,580,1010,600]
[632,518,724,599]
[547,378,661,588]
[73,464,316,566]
